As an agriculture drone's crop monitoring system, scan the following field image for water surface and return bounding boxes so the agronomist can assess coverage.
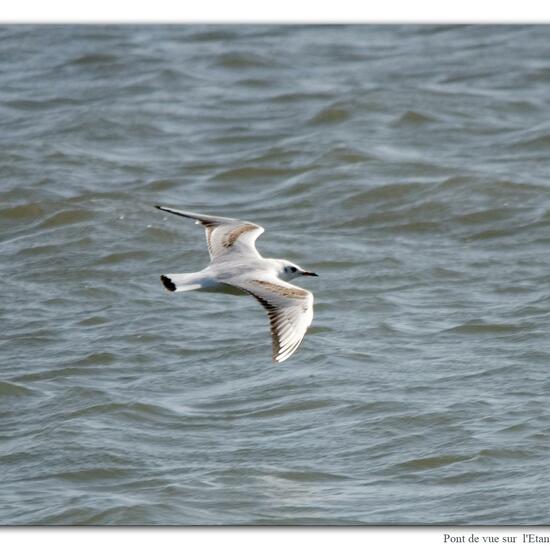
[2,25,550,525]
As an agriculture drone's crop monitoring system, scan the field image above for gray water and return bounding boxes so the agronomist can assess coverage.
[1,24,550,525]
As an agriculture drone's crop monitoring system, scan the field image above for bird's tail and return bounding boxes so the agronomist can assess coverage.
[160,273,203,292]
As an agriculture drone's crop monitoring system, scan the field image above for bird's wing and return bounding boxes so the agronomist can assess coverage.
[229,275,314,363]
[155,206,264,260]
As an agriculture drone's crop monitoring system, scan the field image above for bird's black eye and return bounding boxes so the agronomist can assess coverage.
[290,267,297,273]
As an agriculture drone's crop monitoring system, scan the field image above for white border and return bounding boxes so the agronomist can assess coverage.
[5,527,550,550]
[2,0,550,22]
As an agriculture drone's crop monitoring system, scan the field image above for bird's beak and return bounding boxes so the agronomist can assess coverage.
[303,271,318,277]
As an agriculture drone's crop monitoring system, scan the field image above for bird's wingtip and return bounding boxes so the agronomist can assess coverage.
[160,275,176,292]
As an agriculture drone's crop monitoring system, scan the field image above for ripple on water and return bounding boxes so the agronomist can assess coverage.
[391,110,438,127]
[308,104,351,125]
[39,209,95,229]
[70,53,119,65]
[212,165,306,182]
[0,202,45,221]
[214,51,279,69]
[0,381,36,397]
[391,454,474,473]
[97,250,150,265]
[442,321,528,335]
[4,97,83,111]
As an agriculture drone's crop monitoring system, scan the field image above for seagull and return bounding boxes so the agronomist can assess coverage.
[155,206,318,363]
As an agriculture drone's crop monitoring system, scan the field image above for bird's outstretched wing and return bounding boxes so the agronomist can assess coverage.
[230,275,314,363]
[155,206,264,260]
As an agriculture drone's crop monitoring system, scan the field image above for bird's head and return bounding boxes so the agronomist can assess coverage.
[276,260,318,281]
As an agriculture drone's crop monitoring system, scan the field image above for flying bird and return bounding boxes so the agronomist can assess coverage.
[156,206,318,363]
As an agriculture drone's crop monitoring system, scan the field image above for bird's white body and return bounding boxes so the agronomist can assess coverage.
[156,206,318,363]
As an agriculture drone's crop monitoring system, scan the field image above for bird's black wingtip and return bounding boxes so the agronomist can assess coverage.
[160,275,176,292]
[154,205,163,210]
